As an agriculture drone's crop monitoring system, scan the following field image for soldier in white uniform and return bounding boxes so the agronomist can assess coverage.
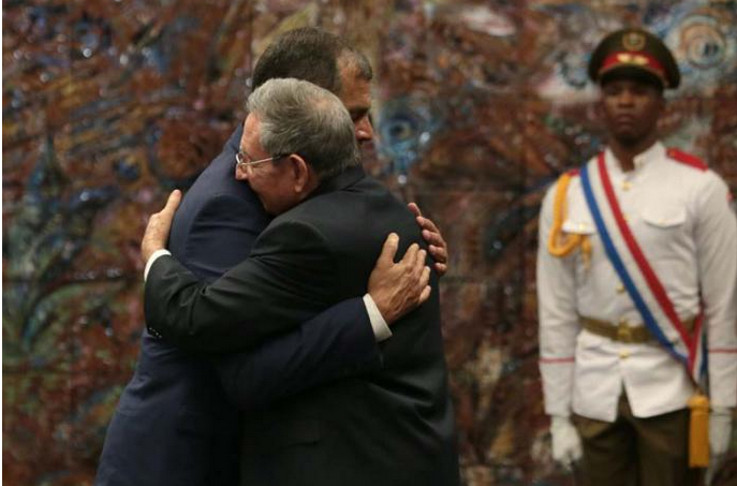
[537,28,737,486]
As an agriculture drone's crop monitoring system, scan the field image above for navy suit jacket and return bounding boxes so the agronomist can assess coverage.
[95,127,381,486]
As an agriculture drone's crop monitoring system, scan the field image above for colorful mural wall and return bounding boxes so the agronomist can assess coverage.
[3,1,736,484]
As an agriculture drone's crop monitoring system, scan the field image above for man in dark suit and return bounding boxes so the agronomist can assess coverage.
[96,28,449,486]
[142,78,459,485]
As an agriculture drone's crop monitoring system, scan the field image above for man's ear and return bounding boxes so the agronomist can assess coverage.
[288,154,312,194]
[656,93,666,113]
[235,163,248,181]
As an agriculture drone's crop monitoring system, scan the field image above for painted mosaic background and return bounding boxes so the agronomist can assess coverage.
[3,1,737,485]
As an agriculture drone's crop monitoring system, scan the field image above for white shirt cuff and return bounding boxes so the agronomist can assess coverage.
[144,249,171,281]
[363,293,392,342]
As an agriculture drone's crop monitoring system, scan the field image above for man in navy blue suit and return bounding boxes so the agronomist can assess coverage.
[95,28,448,486]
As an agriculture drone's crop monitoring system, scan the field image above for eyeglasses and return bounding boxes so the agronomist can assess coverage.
[235,151,287,170]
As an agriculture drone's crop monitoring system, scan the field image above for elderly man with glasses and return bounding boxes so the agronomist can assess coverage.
[96,28,451,486]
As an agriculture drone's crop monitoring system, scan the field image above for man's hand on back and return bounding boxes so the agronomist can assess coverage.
[140,193,437,325]
[408,203,448,276]
[141,190,182,262]
[368,233,431,325]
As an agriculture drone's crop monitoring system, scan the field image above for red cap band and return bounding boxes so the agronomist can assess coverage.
[599,51,666,82]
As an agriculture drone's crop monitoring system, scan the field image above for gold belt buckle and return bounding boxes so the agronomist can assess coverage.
[617,320,633,343]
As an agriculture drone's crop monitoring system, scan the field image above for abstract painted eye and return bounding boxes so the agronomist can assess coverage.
[386,115,417,144]
[663,10,736,89]
[680,16,726,69]
[377,96,442,173]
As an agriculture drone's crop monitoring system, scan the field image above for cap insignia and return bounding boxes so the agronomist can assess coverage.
[622,31,646,51]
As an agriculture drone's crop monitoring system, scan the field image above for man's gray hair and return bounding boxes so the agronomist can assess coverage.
[247,78,360,180]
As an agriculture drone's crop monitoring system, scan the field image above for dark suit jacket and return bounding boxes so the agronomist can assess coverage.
[145,166,460,486]
[95,128,381,486]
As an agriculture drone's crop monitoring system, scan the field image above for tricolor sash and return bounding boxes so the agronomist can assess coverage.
[579,152,706,385]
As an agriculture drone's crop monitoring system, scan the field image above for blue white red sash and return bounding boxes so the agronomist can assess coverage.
[579,152,706,384]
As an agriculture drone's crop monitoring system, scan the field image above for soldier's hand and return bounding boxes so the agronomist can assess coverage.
[706,407,733,484]
[368,233,431,325]
[550,415,583,471]
[408,202,448,276]
[141,190,181,262]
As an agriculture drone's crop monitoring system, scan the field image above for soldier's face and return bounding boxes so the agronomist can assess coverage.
[599,78,664,147]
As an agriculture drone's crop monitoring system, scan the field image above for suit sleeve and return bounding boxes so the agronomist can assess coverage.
[215,297,382,410]
[537,181,580,417]
[145,219,342,353]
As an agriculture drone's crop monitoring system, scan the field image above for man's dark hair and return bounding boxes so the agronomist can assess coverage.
[251,27,372,95]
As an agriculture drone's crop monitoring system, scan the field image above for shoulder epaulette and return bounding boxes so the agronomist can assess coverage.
[548,167,591,261]
[666,148,707,171]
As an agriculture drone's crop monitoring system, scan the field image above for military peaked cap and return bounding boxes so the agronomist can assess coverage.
[588,27,680,89]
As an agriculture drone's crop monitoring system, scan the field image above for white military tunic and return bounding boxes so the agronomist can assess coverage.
[537,142,737,422]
